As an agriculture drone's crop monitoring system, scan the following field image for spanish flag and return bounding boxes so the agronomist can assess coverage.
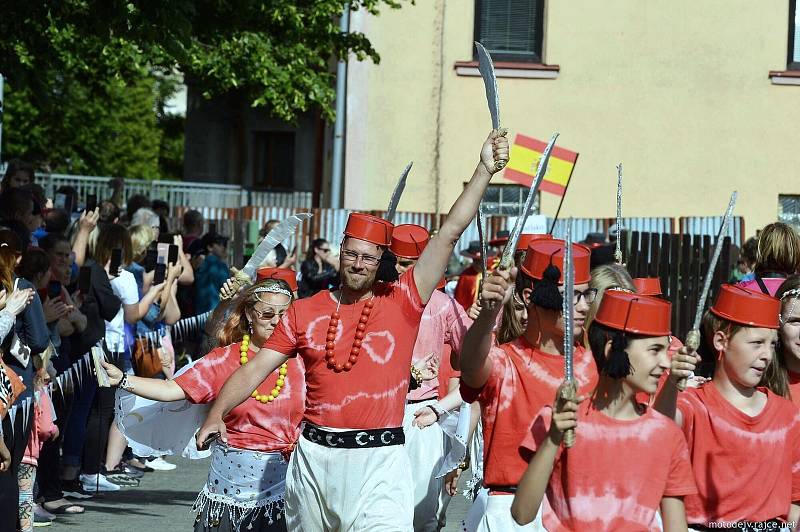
[504,134,579,197]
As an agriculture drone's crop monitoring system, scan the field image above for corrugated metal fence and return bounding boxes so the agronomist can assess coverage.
[171,205,746,260]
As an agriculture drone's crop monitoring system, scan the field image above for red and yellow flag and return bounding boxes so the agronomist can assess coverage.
[504,134,579,197]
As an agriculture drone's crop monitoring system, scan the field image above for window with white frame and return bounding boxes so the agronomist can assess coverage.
[480,184,540,216]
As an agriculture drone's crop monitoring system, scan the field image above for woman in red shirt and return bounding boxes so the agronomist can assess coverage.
[104,278,304,532]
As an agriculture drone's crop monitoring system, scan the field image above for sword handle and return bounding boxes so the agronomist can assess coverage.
[560,381,577,449]
[493,128,509,171]
[676,329,701,392]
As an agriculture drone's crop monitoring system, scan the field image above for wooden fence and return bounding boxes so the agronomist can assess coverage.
[625,231,735,340]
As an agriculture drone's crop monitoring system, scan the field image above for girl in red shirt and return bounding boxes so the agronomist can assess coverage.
[104,278,304,532]
[655,284,800,529]
[511,290,696,531]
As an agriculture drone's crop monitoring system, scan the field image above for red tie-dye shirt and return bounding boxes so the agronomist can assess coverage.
[266,268,425,429]
[521,402,697,531]
[408,290,471,401]
[677,384,800,524]
[461,336,599,487]
[174,342,306,453]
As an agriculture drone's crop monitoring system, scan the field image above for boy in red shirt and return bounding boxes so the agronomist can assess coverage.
[459,238,598,531]
[196,131,509,531]
[655,284,800,529]
[511,290,697,531]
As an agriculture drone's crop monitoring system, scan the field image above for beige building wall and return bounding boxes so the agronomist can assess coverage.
[344,0,800,234]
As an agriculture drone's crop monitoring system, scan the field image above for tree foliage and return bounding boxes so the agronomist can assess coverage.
[0,1,404,176]
[1,0,403,122]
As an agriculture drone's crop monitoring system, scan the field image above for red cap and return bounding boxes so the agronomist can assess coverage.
[520,239,591,285]
[710,284,780,329]
[390,224,430,259]
[436,277,446,290]
[516,233,552,252]
[633,277,663,297]
[594,290,672,336]
[488,230,510,247]
[344,213,394,247]
[256,267,298,292]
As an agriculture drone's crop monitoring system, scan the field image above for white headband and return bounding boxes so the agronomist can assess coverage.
[254,285,292,298]
[779,288,800,325]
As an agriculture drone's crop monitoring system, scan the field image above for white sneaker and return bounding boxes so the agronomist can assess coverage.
[79,473,121,492]
[145,457,177,471]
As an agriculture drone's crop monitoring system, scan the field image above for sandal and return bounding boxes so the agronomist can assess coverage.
[42,501,85,514]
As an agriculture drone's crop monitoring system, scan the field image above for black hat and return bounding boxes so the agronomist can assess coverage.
[460,241,482,259]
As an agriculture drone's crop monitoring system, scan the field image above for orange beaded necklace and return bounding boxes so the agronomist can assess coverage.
[324,296,375,373]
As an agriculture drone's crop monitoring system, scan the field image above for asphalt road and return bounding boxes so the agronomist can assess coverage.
[49,456,472,531]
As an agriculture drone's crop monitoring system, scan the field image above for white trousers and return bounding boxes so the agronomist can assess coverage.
[402,400,448,532]
[285,430,414,532]
[473,493,545,532]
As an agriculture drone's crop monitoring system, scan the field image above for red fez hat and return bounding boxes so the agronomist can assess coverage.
[488,230,510,248]
[436,276,446,290]
[390,224,430,259]
[256,267,298,292]
[633,277,663,297]
[344,213,393,247]
[520,239,591,285]
[516,233,552,252]
[710,284,780,329]
[594,290,672,336]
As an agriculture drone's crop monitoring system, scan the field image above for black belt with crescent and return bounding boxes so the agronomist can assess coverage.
[302,424,405,449]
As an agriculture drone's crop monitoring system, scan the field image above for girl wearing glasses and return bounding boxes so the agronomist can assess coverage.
[102,278,305,532]
[298,238,339,299]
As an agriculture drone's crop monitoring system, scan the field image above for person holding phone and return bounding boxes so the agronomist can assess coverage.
[104,278,304,531]
[90,225,171,486]
[297,238,339,299]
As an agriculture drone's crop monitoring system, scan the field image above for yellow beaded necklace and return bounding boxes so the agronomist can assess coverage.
[239,334,288,404]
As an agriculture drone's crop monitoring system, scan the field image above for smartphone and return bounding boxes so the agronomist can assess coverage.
[153,263,167,285]
[85,193,97,213]
[109,248,123,276]
[47,280,62,300]
[156,243,169,265]
[78,266,92,294]
[144,248,158,273]
[168,244,179,265]
[53,192,69,211]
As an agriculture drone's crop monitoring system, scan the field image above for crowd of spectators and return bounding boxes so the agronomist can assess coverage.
[0,160,266,530]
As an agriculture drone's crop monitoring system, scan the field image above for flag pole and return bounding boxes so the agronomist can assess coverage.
[547,153,579,234]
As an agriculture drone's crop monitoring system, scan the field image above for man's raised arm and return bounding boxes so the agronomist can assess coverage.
[196,349,289,448]
[414,131,509,303]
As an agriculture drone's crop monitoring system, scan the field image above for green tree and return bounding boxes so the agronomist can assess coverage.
[1,1,403,176]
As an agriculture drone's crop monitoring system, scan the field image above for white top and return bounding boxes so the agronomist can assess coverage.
[105,269,139,352]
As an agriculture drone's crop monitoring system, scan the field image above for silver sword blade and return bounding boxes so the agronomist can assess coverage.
[477,205,488,275]
[691,191,738,331]
[241,213,312,280]
[475,42,500,129]
[498,132,560,269]
[563,221,575,383]
[386,162,413,223]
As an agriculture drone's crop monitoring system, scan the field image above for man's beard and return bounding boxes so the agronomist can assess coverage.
[341,268,376,291]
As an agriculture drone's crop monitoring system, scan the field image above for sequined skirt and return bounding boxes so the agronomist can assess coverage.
[192,443,288,532]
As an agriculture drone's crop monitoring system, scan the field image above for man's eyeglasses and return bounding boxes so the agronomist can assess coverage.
[318,248,331,253]
[341,249,380,266]
[561,288,598,305]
